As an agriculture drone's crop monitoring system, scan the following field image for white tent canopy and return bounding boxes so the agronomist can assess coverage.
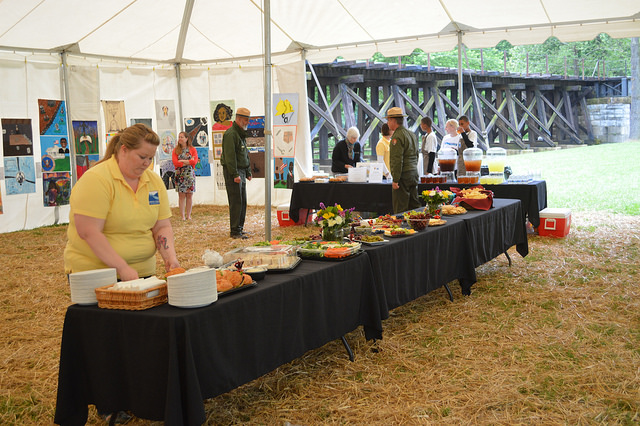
[1,0,639,63]
[0,1,639,234]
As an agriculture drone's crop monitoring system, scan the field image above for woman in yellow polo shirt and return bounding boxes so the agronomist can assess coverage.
[64,124,180,281]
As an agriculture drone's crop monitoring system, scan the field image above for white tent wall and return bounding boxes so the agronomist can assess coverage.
[0,54,309,233]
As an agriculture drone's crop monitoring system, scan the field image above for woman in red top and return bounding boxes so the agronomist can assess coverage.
[172,132,199,220]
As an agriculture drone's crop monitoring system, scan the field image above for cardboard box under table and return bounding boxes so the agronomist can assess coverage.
[538,207,571,237]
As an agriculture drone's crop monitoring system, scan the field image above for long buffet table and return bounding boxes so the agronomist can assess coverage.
[55,199,528,425]
[289,180,547,227]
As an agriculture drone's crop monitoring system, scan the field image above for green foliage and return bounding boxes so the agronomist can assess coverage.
[372,35,632,77]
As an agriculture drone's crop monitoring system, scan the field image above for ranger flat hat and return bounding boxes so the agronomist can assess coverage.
[385,107,407,118]
[236,107,251,117]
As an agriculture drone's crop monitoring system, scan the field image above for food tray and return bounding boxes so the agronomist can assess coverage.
[344,237,388,246]
[266,256,302,272]
[218,281,257,297]
[299,249,364,261]
[95,283,167,310]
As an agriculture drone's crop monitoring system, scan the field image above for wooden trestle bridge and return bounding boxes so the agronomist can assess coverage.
[306,60,629,164]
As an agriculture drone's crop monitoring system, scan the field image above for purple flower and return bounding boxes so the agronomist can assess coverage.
[319,202,326,210]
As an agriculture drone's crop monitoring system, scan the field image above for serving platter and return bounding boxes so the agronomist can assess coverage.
[218,281,257,297]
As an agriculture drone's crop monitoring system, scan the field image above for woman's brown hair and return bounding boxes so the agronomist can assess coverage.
[97,123,159,165]
[174,131,191,156]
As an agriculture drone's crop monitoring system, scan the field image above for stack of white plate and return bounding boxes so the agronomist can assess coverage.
[167,268,217,308]
[69,268,117,305]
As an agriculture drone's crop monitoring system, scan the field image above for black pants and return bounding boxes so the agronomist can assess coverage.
[223,167,248,235]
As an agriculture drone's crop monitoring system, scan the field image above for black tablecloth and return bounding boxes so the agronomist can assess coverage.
[362,219,477,309]
[289,181,547,227]
[289,182,393,222]
[441,198,529,266]
[55,253,383,426]
[419,180,547,227]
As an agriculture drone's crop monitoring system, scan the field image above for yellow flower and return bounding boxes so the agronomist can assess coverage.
[336,204,343,211]
[323,212,335,220]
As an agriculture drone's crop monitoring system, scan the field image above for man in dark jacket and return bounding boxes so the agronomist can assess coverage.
[220,107,252,239]
[387,107,420,213]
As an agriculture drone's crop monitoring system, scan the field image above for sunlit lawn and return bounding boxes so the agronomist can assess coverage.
[504,141,640,215]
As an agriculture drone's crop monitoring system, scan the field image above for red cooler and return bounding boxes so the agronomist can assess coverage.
[539,208,572,237]
[277,204,313,227]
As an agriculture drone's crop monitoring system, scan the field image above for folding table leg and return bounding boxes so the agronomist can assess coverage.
[443,283,454,302]
[504,251,512,267]
[341,336,355,362]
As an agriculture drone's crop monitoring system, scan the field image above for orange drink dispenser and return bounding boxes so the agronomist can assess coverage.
[463,147,483,172]
[438,148,457,172]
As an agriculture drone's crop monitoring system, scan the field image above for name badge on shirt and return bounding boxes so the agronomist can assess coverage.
[148,191,160,205]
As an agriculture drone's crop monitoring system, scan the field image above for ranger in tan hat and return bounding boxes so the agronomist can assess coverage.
[386,107,421,213]
[220,107,252,238]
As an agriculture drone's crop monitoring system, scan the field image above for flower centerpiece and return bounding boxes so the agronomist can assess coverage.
[420,187,454,215]
[315,202,355,241]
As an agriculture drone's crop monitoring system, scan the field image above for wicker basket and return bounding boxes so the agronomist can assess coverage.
[95,283,168,310]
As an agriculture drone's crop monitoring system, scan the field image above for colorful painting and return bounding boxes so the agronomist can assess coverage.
[42,172,71,207]
[273,125,297,158]
[184,117,209,148]
[195,147,211,177]
[210,100,235,131]
[40,135,71,172]
[38,99,68,136]
[247,116,265,151]
[4,156,36,195]
[158,130,176,162]
[75,154,99,180]
[2,118,33,157]
[101,100,127,133]
[273,93,298,125]
[0,190,3,214]
[72,121,99,155]
[274,157,295,189]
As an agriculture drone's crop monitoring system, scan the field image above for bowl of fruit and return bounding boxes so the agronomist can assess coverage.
[404,211,431,231]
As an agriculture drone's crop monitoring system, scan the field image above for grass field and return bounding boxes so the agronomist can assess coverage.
[505,141,640,214]
[0,141,638,425]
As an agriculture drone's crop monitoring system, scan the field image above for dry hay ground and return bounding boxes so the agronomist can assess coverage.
[1,206,639,425]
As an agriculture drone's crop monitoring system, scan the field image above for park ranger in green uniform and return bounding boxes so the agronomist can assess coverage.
[386,107,421,213]
[221,107,252,239]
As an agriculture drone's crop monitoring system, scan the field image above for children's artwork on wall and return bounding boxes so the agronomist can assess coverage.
[210,100,235,131]
[4,156,36,194]
[155,100,176,131]
[194,147,211,176]
[75,154,99,179]
[273,125,297,158]
[38,99,68,136]
[213,145,223,160]
[273,93,298,126]
[72,121,99,155]
[158,130,176,162]
[247,116,265,151]
[184,117,209,148]
[101,100,127,133]
[214,160,225,190]
[40,135,71,172]
[159,160,175,190]
[249,151,265,178]
[130,118,152,128]
[42,172,71,207]
[274,157,295,189]
[2,118,33,157]
[0,190,3,214]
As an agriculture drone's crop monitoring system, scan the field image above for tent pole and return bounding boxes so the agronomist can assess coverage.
[457,31,463,116]
[61,51,78,186]
[175,63,184,129]
[264,0,272,241]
